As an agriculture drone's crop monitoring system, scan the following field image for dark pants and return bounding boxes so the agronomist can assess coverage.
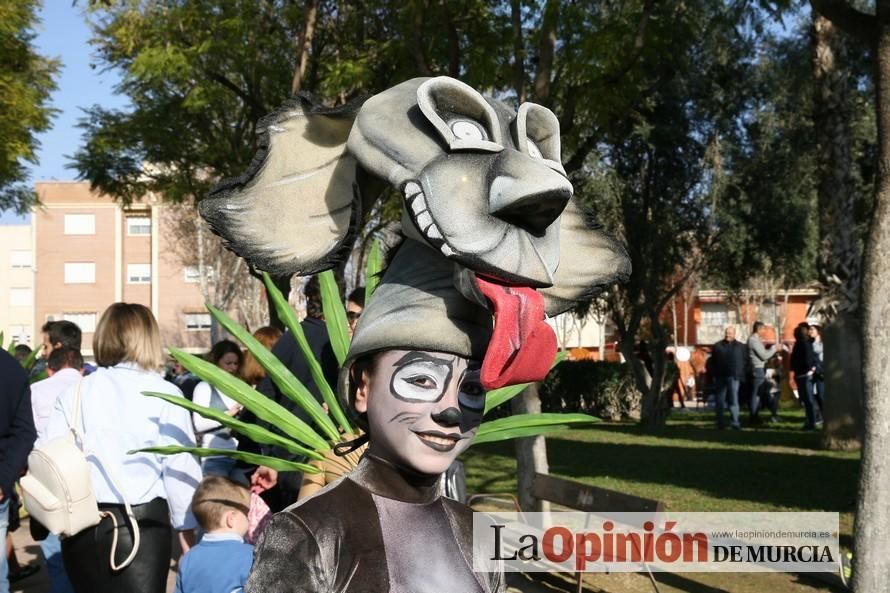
[811,376,825,422]
[716,377,741,428]
[750,368,777,419]
[62,498,171,593]
[798,375,818,429]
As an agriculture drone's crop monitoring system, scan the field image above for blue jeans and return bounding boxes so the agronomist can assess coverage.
[0,498,9,593]
[716,377,741,428]
[202,456,246,484]
[750,368,777,418]
[798,375,819,428]
[40,533,74,593]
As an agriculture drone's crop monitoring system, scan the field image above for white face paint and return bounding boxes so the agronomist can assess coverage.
[354,349,485,476]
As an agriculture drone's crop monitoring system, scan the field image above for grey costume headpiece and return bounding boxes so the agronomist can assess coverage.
[201,76,630,405]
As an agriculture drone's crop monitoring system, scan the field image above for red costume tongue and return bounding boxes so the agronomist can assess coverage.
[475,276,558,390]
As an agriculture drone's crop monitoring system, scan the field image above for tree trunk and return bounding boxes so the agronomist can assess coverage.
[854,4,890,590]
[812,13,866,449]
[511,383,550,514]
[291,0,318,95]
[267,274,293,330]
[821,312,863,449]
[533,0,558,105]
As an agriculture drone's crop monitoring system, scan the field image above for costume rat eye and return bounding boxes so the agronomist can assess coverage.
[514,102,566,176]
[391,359,452,403]
[451,119,487,142]
[417,77,503,152]
[458,370,485,411]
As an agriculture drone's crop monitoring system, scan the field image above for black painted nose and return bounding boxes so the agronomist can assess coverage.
[431,407,462,427]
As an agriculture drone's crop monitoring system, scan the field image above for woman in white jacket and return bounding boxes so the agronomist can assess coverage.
[43,303,202,593]
[190,339,244,480]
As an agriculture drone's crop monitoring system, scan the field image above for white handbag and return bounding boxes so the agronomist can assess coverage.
[21,379,141,570]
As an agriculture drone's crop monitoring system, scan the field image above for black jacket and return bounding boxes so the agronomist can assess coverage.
[0,349,36,499]
[791,339,817,377]
[711,339,747,380]
[257,317,339,446]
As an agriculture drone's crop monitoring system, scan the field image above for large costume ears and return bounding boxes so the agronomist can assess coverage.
[199,96,366,276]
[541,198,632,315]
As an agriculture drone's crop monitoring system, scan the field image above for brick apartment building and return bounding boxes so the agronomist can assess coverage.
[30,181,211,356]
[0,223,34,346]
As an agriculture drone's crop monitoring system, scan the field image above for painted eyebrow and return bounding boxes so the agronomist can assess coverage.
[391,351,455,369]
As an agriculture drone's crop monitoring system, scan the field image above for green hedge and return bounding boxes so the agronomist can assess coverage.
[539,360,642,420]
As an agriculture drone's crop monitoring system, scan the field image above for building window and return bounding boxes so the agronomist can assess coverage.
[64,262,96,284]
[184,312,212,331]
[184,265,201,283]
[9,325,30,345]
[64,214,96,235]
[127,216,151,236]
[9,250,32,269]
[62,312,97,333]
[700,304,730,327]
[127,263,151,284]
[9,287,32,307]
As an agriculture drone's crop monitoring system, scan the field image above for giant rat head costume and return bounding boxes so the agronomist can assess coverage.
[219,76,631,593]
[201,76,629,474]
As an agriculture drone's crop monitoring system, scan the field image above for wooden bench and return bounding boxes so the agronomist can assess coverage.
[469,473,665,593]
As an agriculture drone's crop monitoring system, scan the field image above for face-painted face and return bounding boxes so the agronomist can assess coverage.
[354,349,486,476]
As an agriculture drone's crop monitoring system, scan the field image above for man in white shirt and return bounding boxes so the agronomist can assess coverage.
[29,346,82,593]
[31,348,83,441]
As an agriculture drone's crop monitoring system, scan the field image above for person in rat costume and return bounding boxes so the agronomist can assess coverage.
[200,76,630,593]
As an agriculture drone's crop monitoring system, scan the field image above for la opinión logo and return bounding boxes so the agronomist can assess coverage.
[490,520,708,570]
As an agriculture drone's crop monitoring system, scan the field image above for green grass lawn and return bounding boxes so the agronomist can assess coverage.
[463,408,859,549]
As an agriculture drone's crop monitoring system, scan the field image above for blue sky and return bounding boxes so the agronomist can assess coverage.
[0,2,127,224]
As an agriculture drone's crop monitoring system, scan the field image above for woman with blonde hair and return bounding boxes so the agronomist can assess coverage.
[43,303,203,593]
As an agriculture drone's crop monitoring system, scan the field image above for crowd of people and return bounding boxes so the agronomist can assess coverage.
[0,279,366,593]
[707,320,825,430]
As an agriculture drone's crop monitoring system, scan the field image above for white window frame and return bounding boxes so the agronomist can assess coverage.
[184,265,201,283]
[9,250,32,269]
[62,312,97,333]
[127,216,151,236]
[127,263,152,284]
[64,262,96,284]
[64,214,96,235]
[9,325,30,345]
[184,312,212,331]
[700,304,730,327]
[9,287,32,307]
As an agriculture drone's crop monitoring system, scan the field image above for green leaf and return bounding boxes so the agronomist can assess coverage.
[130,446,320,474]
[205,303,341,442]
[168,347,330,451]
[319,270,350,367]
[29,369,48,384]
[7,341,16,356]
[22,344,42,371]
[365,240,382,302]
[142,391,323,461]
[0,331,4,348]
[472,413,598,445]
[483,351,567,414]
[261,274,353,435]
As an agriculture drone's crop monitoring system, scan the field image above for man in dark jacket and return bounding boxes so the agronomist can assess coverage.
[252,276,340,508]
[711,326,747,429]
[0,349,37,592]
